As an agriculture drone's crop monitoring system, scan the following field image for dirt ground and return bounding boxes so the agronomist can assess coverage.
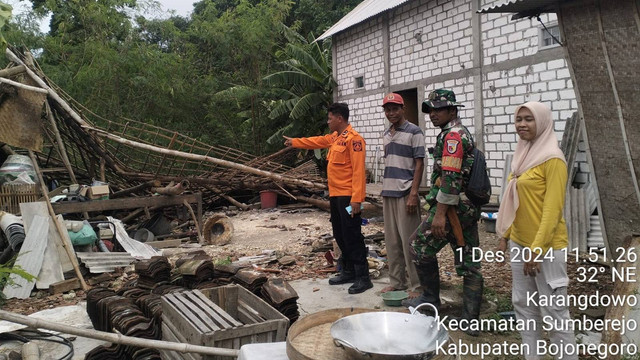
[2,206,614,359]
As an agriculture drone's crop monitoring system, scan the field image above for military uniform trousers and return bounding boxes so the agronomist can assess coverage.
[410,205,481,278]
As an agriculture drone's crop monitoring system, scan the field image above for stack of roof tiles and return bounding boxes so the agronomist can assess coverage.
[232,268,268,295]
[212,263,241,283]
[85,287,161,360]
[175,253,215,288]
[85,344,160,360]
[135,256,171,289]
[260,278,300,323]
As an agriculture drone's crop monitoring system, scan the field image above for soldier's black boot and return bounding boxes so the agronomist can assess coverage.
[348,263,373,294]
[402,258,441,309]
[328,258,355,285]
[460,275,483,337]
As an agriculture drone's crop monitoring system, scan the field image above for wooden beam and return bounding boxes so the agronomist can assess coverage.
[51,193,202,215]
[51,193,202,222]
[49,278,81,294]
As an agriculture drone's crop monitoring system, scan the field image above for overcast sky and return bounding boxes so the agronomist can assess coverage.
[5,0,197,30]
[158,0,195,17]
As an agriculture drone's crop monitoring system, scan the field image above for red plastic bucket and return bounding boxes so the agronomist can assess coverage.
[260,190,277,209]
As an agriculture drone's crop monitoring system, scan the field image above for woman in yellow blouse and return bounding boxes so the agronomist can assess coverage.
[497,102,578,360]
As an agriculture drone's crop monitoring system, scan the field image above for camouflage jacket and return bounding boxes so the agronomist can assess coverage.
[427,118,479,222]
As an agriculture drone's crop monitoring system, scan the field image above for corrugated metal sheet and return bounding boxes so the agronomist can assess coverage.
[478,0,560,19]
[317,0,410,40]
[77,252,135,273]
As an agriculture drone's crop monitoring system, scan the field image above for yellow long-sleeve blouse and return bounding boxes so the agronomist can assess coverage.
[503,157,568,253]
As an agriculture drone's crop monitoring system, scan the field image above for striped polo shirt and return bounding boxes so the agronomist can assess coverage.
[381,120,426,197]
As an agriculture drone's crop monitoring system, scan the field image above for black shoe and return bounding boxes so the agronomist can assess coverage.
[328,272,355,285]
[348,277,373,294]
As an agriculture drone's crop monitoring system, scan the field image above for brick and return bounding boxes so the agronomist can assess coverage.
[548,59,565,69]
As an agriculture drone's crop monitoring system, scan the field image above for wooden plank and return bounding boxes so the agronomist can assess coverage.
[236,286,286,320]
[239,301,265,322]
[48,278,80,294]
[165,293,211,333]
[161,322,199,360]
[51,193,200,214]
[564,192,573,251]
[161,294,203,344]
[578,188,588,254]
[571,187,579,253]
[145,239,182,248]
[172,292,221,332]
[182,291,232,330]
[207,320,282,342]
[192,290,241,327]
[4,216,49,299]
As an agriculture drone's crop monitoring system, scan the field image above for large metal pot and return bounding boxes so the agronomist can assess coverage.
[330,303,448,360]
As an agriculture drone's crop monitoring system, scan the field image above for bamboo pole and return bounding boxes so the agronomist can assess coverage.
[45,102,78,184]
[0,309,240,358]
[0,77,48,93]
[208,185,250,210]
[183,200,204,243]
[296,195,330,211]
[0,64,25,78]
[111,180,161,198]
[91,129,327,191]
[27,151,89,291]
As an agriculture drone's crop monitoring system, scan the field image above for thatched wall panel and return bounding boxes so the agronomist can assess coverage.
[560,0,640,251]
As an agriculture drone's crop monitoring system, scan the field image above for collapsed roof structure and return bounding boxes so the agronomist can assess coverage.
[0,46,327,209]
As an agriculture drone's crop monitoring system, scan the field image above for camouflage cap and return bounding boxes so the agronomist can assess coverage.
[421,89,465,113]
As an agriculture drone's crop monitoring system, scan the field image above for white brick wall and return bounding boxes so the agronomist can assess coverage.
[483,61,576,192]
[343,93,387,179]
[481,0,558,65]
[335,18,384,97]
[389,0,474,85]
[332,0,578,196]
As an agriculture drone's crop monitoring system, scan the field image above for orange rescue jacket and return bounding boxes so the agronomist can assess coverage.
[291,125,366,202]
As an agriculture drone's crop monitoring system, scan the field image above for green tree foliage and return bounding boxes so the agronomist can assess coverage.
[287,0,361,38]
[0,2,12,51]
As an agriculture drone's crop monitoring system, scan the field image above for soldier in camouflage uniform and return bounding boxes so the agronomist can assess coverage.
[402,89,483,336]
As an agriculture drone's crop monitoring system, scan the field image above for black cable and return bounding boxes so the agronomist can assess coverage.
[0,329,74,360]
[537,16,564,47]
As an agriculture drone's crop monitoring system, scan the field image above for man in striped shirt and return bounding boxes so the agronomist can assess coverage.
[381,93,425,295]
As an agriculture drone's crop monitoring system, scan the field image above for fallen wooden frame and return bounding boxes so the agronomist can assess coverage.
[51,193,203,229]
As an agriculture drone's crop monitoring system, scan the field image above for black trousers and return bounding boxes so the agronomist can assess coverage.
[329,196,368,277]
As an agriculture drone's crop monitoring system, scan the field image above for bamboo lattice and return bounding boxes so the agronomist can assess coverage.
[6,48,325,204]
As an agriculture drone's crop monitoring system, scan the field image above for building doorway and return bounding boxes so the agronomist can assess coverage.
[396,88,418,126]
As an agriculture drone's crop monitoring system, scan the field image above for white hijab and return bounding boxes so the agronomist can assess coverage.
[496,101,566,237]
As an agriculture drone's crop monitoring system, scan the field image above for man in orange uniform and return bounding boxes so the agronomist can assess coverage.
[283,103,372,294]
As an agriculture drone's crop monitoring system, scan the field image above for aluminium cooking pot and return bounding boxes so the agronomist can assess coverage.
[330,303,449,360]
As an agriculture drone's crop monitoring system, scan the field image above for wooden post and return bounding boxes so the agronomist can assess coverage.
[183,200,204,244]
[28,151,89,291]
[45,102,77,184]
